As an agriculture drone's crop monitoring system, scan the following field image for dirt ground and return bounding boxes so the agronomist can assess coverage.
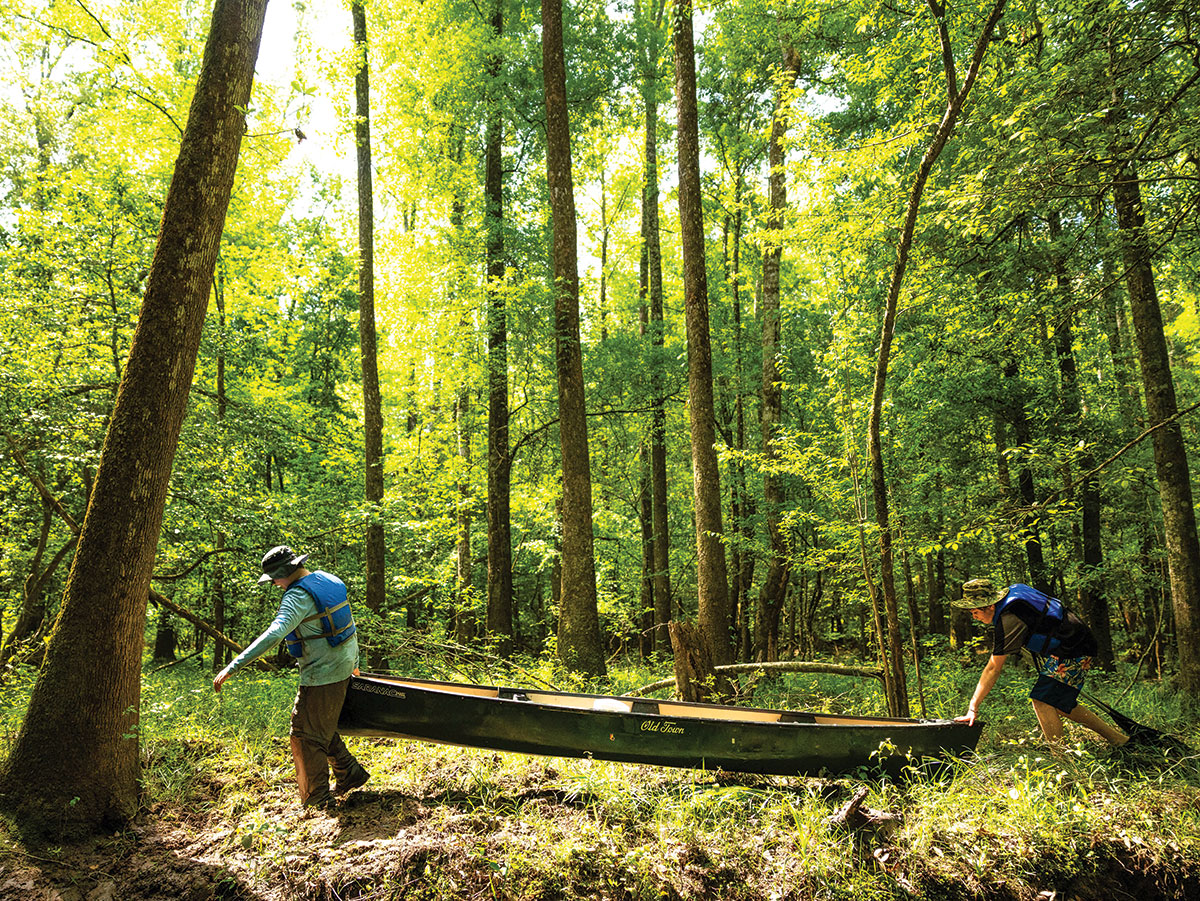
[2,758,1198,901]
[0,783,472,901]
[1,748,634,901]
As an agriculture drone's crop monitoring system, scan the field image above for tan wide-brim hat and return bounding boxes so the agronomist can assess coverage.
[951,578,1002,610]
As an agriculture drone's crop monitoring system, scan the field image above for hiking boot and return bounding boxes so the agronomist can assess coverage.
[303,791,338,813]
[334,763,370,796]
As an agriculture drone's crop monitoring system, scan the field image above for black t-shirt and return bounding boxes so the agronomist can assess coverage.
[991,592,1098,658]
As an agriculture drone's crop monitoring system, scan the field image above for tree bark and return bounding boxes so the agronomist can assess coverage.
[667,620,719,702]
[1048,211,1112,668]
[724,204,755,661]
[485,0,514,653]
[637,0,671,656]
[544,0,605,676]
[0,0,267,835]
[352,0,386,659]
[755,45,802,663]
[1112,160,1200,692]
[673,0,731,665]
[454,388,476,645]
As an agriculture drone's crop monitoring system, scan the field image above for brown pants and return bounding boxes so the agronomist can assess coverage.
[289,677,360,805]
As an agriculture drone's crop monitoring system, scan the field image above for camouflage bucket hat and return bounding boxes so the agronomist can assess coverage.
[951,578,1001,610]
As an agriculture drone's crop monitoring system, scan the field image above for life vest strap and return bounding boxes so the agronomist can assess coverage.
[285,576,355,657]
[298,599,350,627]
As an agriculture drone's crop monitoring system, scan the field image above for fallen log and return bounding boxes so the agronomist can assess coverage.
[625,660,885,698]
[149,588,277,672]
[148,650,202,675]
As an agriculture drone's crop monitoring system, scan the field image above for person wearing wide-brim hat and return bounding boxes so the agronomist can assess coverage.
[213,545,370,809]
[953,578,1126,745]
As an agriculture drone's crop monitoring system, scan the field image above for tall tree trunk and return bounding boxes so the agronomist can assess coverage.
[1112,160,1200,692]
[673,0,731,665]
[447,125,476,647]
[544,0,605,676]
[352,0,386,656]
[724,225,753,657]
[484,0,514,653]
[725,203,755,661]
[0,0,267,835]
[455,388,475,645]
[637,439,655,658]
[638,222,655,657]
[1048,211,1112,668]
[755,45,802,663]
[865,0,1007,716]
[1002,357,1051,591]
[212,267,229,671]
[637,0,671,656]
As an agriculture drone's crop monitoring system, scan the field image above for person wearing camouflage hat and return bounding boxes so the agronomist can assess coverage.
[952,579,1126,746]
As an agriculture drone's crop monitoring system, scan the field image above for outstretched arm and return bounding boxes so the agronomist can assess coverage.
[956,654,1007,724]
[212,589,309,692]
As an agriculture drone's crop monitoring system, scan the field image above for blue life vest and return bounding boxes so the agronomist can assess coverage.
[284,571,356,657]
[996,583,1065,655]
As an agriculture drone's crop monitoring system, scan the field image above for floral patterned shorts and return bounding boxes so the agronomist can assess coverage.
[1030,654,1092,713]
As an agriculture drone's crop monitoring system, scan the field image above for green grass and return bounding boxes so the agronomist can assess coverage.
[2,646,1198,899]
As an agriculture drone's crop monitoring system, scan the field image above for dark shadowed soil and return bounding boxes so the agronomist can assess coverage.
[2,744,1198,901]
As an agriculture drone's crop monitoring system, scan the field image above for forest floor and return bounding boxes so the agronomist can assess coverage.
[3,735,1199,901]
[3,659,1200,900]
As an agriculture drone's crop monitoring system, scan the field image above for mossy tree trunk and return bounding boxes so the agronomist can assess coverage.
[1112,159,1200,693]
[352,0,386,665]
[544,0,605,676]
[636,0,671,656]
[755,44,802,663]
[0,0,266,836]
[484,0,514,652]
[673,0,731,666]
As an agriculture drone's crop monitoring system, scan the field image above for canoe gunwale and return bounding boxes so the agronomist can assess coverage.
[352,671,958,728]
[339,672,981,777]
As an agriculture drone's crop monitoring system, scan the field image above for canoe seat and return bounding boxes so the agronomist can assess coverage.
[779,712,818,724]
[592,698,632,713]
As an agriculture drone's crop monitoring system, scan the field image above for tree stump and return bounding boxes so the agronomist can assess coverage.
[668,620,718,703]
[827,786,900,836]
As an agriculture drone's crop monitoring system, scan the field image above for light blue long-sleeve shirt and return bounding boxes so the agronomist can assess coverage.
[226,572,359,686]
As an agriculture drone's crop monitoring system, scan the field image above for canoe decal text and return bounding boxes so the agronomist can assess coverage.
[641,720,685,735]
[359,683,407,699]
